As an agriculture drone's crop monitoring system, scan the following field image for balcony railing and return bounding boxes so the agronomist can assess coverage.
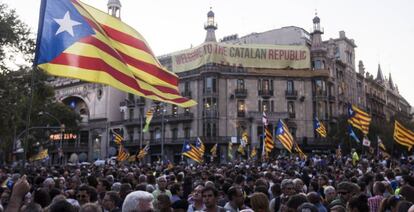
[247,111,288,120]
[181,91,192,98]
[288,113,296,119]
[237,111,246,117]
[258,90,273,98]
[234,88,247,98]
[285,90,298,99]
[328,95,336,102]
[203,110,219,118]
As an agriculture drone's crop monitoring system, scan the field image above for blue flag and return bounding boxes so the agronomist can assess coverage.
[348,125,361,143]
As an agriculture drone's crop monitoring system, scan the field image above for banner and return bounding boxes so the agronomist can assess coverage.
[170,42,310,72]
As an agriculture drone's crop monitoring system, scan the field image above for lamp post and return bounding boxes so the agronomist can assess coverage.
[160,104,166,164]
[39,112,64,164]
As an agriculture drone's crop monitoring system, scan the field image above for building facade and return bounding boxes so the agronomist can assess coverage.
[51,1,411,163]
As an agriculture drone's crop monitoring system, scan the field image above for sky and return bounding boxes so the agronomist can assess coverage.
[2,0,414,106]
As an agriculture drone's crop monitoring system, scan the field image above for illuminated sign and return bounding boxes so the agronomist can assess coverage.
[49,133,78,141]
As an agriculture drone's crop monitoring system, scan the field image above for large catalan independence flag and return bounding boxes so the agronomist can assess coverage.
[276,119,294,153]
[348,105,371,135]
[34,0,196,107]
[393,120,414,150]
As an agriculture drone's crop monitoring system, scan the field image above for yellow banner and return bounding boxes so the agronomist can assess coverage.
[170,42,310,73]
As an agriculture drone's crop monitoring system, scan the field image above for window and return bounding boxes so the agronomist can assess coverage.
[204,77,216,93]
[259,100,270,112]
[128,130,134,142]
[287,101,295,116]
[171,128,178,140]
[203,97,217,110]
[237,79,245,90]
[184,81,190,92]
[155,128,161,140]
[184,107,190,114]
[203,122,217,137]
[314,79,326,95]
[287,80,294,94]
[258,79,273,91]
[172,105,178,116]
[184,127,190,139]
[129,108,134,120]
[128,93,134,102]
[237,100,245,112]
[314,60,321,69]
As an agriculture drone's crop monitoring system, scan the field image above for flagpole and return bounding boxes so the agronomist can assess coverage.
[22,66,36,173]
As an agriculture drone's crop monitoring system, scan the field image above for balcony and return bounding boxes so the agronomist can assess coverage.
[203,110,219,118]
[247,111,288,121]
[234,88,247,98]
[258,90,273,98]
[237,111,246,117]
[285,90,298,100]
[152,112,195,124]
[181,91,192,98]
[328,95,336,102]
[136,98,146,106]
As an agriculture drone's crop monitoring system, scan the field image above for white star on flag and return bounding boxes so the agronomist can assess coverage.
[54,11,81,36]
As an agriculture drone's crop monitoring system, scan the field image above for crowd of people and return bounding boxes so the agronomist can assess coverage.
[0,152,413,212]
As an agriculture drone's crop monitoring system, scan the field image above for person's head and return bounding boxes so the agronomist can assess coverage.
[77,185,91,205]
[157,176,168,191]
[49,199,76,212]
[21,203,43,212]
[336,182,355,203]
[0,190,10,207]
[102,191,121,211]
[156,194,171,211]
[170,183,183,197]
[192,184,204,202]
[373,181,386,195]
[293,178,305,193]
[347,194,369,212]
[306,192,321,204]
[249,192,269,212]
[171,199,189,212]
[33,188,52,208]
[281,179,295,196]
[330,205,346,212]
[286,194,308,212]
[318,175,329,187]
[227,186,245,208]
[80,203,101,212]
[119,183,133,199]
[399,185,414,203]
[395,200,413,212]
[324,186,336,203]
[202,186,218,209]
[297,203,318,212]
[122,191,154,212]
[97,179,110,193]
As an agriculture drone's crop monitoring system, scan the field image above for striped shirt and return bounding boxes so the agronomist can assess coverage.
[368,195,384,212]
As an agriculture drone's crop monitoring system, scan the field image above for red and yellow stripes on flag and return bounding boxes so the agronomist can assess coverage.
[294,142,306,159]
[29,149,49,162]
[242,131,248,145]
[112,130,123,145]
[142,109,154,133]
[250,148,257,159]
[183,144,203,163]
[393,120,414,150]
[264,127,274,154]
[137,144,149,160]
[117,145,130,161]
[277,120,294,153]
[40,0,196,107]
[348,105,371,135]
[210,143,217,158]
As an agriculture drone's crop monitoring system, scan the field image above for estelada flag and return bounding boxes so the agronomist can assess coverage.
[34,0,196,107]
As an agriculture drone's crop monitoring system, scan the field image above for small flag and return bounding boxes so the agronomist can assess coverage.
[250,148,257,159]
[237,143,245,155]
[117,145,130,161]
[362,137,371,147]
[314,117,327,137]
[264,127,275,154]
[348,105,371,135]
[194,137,205,158]
[393,120,414,150]
[228,142,233,160]
[182,141,203,163]
[348,125,361,143]
[137,144,149,160]
[29,149,49,162]
[142,109,154,133]
[111,129,124,145]
[276,119,294,153]
[210,143,217,158]
[262,112,268,126]
[294,142,306,159]
[242,131,249,145]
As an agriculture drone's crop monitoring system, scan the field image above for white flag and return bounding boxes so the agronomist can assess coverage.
[362,137,371,147]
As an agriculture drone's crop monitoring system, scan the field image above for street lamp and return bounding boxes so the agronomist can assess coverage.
[160,104,167,164]
[38,112,65,164]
